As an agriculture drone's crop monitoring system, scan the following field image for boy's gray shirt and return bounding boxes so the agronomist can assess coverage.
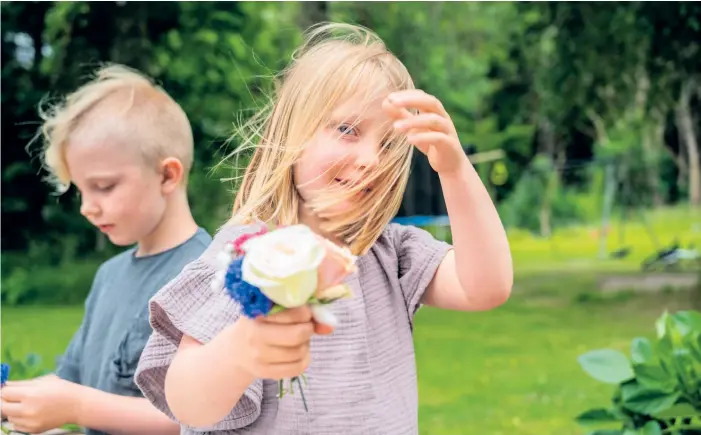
[56,227,212,435]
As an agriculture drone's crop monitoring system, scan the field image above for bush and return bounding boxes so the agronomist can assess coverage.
[575,310,701,435]
[1,259,101,306]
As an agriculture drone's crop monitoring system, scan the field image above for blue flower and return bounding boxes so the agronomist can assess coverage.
[224,257,273,318]
[1,363,9,386]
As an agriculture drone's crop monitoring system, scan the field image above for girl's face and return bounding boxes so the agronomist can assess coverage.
[293,97,393,217]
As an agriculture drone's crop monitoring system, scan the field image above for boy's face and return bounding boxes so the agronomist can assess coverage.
[65,136,167,247]
[294,96,391,215]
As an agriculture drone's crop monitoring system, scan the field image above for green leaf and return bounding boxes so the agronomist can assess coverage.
[689,332,701,361]
[268,305,286,315]
[670,311,701,337]
[640,421,662,435]
[633,364,676,392]
[578,349,635,384]
[656,311,670,339]
[631,338,655,364]
[620,382,681,415]
[653,402,699,419]
[576,408,621,425]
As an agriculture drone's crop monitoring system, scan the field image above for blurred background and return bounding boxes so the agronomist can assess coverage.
[1,2,700,434]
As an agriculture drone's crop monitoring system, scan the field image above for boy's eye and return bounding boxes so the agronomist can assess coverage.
[95,183,115,192]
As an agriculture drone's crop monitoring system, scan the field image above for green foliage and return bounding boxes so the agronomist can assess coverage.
[1,2,697,306]
[576,310,701,435]
[1,258,101,306]
[498,155,597,233]
[1,349,49,380]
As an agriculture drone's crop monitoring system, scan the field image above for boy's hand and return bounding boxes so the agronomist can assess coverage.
[0,376,81,433]
[233,306,332,381]
[384,90,469,176]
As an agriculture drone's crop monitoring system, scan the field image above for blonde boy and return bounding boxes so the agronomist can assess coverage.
[0,65,211,435]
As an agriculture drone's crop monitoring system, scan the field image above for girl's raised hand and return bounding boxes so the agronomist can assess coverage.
[384,90,469,176]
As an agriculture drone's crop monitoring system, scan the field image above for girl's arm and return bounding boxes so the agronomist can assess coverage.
[164,306,328,428]
[388,90,513,311]
[425,163,514,311]
[164,324,256,427]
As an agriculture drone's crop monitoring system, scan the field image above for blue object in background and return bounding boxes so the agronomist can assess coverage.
[392,215,450,227]
[391,215,452,243]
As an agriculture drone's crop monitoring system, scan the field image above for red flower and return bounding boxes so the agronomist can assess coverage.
[231,226,270,256]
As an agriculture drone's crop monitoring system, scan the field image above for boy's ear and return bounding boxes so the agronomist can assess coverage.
[160,157,184,194]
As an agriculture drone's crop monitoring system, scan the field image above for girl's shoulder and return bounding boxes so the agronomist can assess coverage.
[146,222,262,346]
[370,222,449,265]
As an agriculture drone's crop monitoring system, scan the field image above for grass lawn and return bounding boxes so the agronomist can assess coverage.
[1,206,699,434]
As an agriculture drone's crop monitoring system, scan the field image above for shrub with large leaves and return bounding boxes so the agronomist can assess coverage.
[576,310,701,435]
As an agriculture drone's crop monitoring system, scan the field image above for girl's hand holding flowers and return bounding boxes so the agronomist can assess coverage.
[214,224,356,411]
[231,305,328,382]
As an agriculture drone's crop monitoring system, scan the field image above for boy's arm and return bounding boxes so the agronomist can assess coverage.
[74,385,180,435]
[1,375,178,435]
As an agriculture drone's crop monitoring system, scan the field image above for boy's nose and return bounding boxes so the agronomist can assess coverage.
[80,198,100,218]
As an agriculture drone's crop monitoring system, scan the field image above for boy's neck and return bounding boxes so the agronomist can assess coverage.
[136,189,199,257]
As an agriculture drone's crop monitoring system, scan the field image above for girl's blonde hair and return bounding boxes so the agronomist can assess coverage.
[36,64,193,193]
[228,23,415,255]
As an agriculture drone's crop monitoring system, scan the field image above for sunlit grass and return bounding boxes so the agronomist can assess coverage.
[1,206,698,434]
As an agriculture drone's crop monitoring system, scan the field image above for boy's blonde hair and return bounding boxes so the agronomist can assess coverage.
[229,23,415,255]
[37,64,194,193]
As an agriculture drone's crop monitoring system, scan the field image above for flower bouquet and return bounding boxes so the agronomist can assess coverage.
[212,224,356,411]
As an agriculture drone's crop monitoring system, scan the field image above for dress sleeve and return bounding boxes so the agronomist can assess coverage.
[134,224,265,431]
[391,223,452,323]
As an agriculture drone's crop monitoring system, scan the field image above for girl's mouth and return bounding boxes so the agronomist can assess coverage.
[334,178,372,194]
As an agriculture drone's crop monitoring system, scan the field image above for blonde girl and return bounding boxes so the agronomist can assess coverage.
[135,23,512,434]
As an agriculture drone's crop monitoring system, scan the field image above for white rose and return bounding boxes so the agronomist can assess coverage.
[241,225,326,307]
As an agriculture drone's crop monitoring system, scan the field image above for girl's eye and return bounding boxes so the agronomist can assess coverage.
[337,123,359,137]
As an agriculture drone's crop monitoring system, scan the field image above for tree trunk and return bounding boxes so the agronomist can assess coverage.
[538,117,558,237]
[676,77,700,207]
[636,71,663,206]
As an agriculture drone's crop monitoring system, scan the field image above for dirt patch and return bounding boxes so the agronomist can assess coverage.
[598,272,698,293]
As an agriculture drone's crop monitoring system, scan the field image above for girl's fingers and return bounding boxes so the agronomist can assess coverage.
[261,306,312,325]
[393,113,453,135]
[387,90,449,117]
[259,322,314,347]
[382,97,413,121]
[257,342,310,365]
[406,131,452,152]
[313,321,334,335]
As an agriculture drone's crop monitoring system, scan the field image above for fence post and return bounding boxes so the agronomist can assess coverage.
[598,160,617,260]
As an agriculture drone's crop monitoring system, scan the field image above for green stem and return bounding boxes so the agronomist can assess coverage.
[295,377,308,412]
[662,424,701,434]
